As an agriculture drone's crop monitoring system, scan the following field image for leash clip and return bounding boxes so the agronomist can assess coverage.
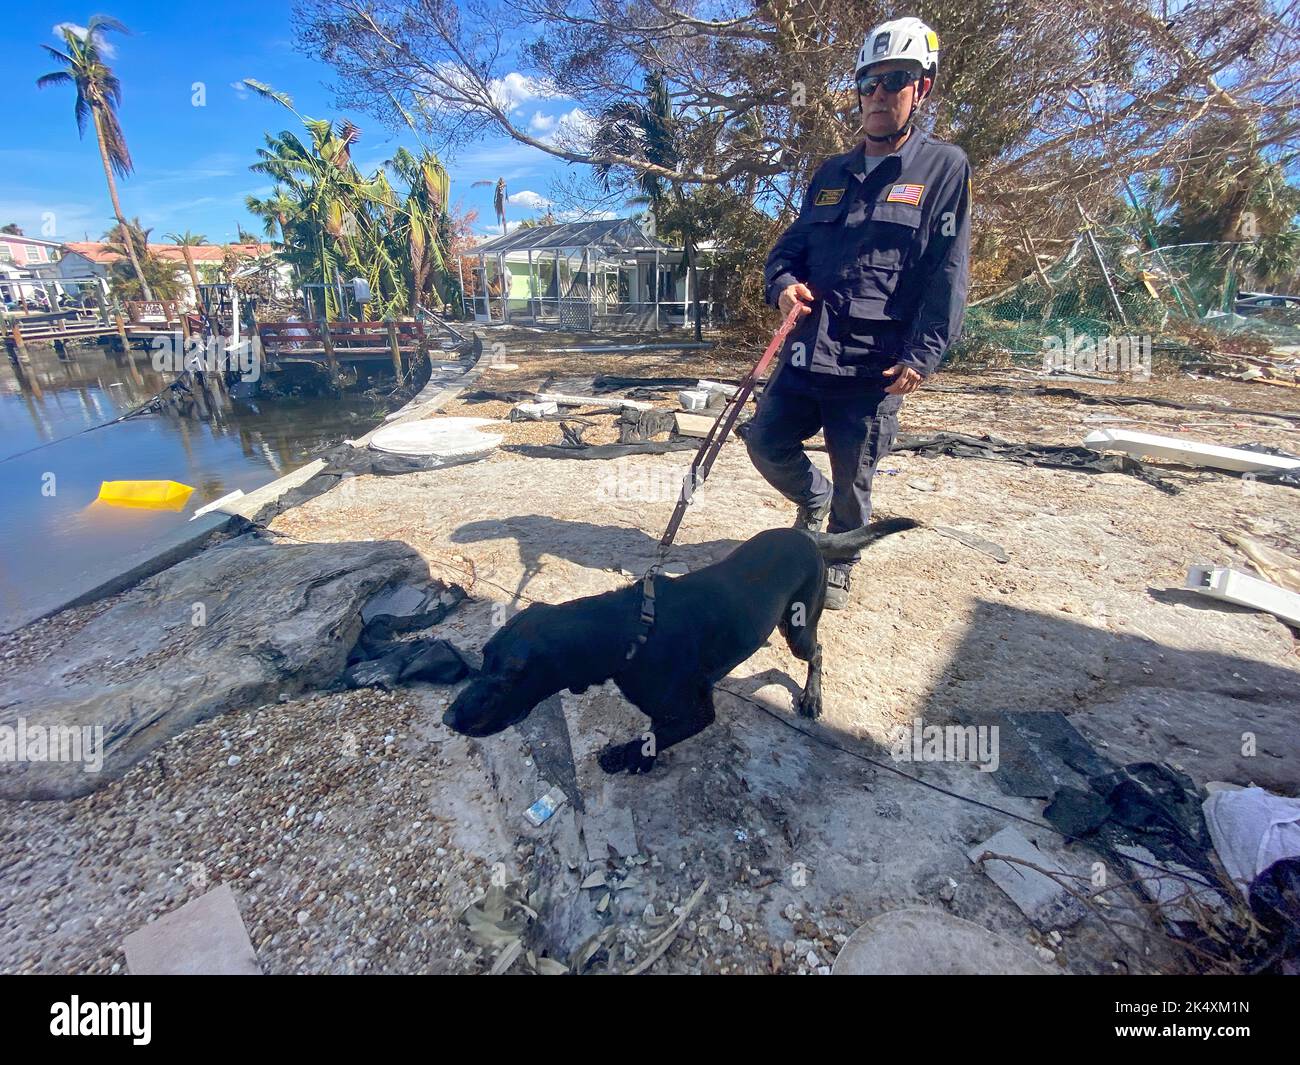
[624,565,660,661]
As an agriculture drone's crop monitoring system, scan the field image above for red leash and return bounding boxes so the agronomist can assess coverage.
[657,304,803,550]
[625,305,803,661]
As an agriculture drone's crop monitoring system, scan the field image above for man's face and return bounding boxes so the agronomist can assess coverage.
[859,60,927,139]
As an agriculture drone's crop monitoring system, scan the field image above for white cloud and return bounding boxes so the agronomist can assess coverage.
[488,72,565,115]
[472,219,524,242]
[231,81,249,99]
[545,107,597,151]
[528,110,557,134]
[508,190,551,210]
[0,195,103,244]
[52,23,116,58]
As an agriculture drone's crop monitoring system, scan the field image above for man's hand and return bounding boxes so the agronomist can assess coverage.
[883,363,924,395]
[778,282,814,319]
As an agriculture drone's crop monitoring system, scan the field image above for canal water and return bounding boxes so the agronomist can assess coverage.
[0,342,390,632]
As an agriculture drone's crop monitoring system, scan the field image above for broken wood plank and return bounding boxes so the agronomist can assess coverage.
[535,392,652,412]
[674,411,719,438]
[1084,428,1300,473]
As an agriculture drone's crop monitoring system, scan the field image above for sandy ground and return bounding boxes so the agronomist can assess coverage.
[3,349,1298,974]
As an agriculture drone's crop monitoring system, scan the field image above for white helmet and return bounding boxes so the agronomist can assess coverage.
[855,17,939,81]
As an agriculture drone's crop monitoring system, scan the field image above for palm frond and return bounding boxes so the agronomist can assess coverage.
[242,79,300,117]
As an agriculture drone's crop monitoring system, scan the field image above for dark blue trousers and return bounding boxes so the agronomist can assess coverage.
[741,375,900,565]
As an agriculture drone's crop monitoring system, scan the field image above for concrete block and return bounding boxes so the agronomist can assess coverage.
[582,806,639,861]
[123,884,261,975]
[674,411,718,438]
[967,827,1086,930]
[696,379,739,397]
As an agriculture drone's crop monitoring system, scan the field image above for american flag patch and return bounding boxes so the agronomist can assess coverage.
[886,183,925,206]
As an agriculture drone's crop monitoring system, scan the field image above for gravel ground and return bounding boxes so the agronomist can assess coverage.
[0,686,512,974]
[3,359,1298,975]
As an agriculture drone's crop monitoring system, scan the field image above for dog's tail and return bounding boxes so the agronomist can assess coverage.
[806,516,920,561]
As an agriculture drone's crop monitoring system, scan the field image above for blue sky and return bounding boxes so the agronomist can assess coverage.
[0,2,590,246]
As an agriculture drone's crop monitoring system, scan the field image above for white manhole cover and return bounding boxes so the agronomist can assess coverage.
[369,417,502,458]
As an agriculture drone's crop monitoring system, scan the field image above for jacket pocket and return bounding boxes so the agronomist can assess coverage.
[857,202,923,271]
[807,196,849,225]
[835,297,904,368]
[847,265,903,317]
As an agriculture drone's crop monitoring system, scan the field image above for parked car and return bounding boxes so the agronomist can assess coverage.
[1233,293,1300,315]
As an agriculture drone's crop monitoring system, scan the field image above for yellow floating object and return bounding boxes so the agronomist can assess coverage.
[97,479,195,511]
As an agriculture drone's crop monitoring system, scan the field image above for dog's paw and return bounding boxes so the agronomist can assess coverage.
[797,689,822,721]
[598,740,657,775]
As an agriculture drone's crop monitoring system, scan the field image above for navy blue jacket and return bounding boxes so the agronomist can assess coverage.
[764,129,971,386]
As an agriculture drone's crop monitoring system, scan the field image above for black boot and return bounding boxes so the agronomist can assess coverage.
[793,501,830,533]
[825,562,855,610]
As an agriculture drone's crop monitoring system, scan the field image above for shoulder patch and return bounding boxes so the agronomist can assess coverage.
[814,188,846,206]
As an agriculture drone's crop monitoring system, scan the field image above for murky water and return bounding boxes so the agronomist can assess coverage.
[0,342,389,631]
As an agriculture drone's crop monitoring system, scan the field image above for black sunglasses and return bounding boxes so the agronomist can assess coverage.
[856,69,920,96]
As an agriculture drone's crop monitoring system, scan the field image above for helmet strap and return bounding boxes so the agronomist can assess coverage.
[861,90,920,144]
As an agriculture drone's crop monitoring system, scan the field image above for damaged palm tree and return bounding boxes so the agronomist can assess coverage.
[37,16,153,300]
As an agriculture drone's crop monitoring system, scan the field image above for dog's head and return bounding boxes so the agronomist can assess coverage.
[442,613,554,737]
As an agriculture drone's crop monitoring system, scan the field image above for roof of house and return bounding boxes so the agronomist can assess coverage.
[61,242,274,265]
[473,219,667,255]
[0,233,65,248]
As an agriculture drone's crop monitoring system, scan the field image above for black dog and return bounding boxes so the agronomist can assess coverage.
[442,518,918,773]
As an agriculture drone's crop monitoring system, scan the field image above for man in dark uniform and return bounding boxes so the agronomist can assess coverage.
[743,16,971,608]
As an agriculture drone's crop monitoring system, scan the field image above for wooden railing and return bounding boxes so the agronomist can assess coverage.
[256,319,427,377]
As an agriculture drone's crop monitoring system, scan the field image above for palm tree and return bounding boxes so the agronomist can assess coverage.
[387,147,452,313]
[165,229,208,306]
[102,218,183,301]
[472,178,508,235]
[37,17,153,299]
[245,187,298,244]
[244,79,403,318]
[592,72,704,338]
[381,92,459,313]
